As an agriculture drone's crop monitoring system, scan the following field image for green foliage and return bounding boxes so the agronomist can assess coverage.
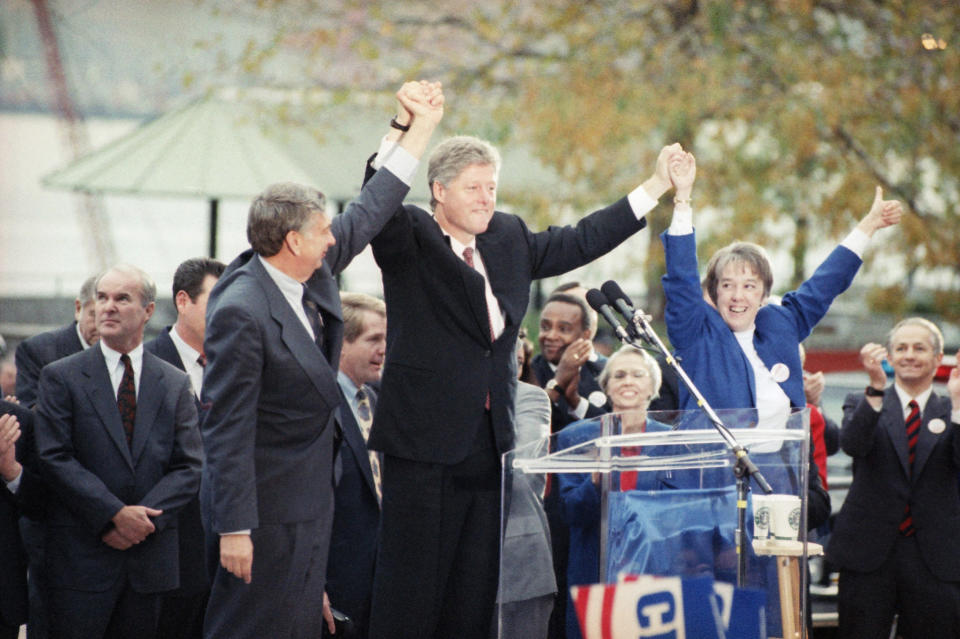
[192,0,960,319]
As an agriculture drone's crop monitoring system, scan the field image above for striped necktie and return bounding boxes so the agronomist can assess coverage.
[898,399,920,536]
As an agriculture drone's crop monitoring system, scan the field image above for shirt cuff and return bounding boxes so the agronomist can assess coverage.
[572,397,589,420]
[627,185,658,220]
[222,530,251,536]
[840,227,870,258]
[668,203,693,235]
[4,468,22,494]
[372,136,418,187]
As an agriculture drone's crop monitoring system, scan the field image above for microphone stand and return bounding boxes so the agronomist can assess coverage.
[622,308,772,588]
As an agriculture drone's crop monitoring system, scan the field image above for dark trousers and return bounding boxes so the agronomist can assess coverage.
[203,517,332,639]
[48,581,161,639]
[838,534,960,638]
[156,590,208,639]
[369,421,502,639]
[19,518,48,639]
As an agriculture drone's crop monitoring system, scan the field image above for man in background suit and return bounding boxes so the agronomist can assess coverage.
[365,129,683,638]
[16,274,99,408]
[493,338,556,639]
[145,256,224,639]
[34,264,203,639]
[326,292,387,639]
[0,408,28,639]
[200,81,443,639]
[13,274,98,639]
[827,318,960,638]
[532,292,610,432]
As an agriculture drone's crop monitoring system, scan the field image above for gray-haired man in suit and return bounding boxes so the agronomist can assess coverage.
[200,81,443,639]
[827,317,960,637]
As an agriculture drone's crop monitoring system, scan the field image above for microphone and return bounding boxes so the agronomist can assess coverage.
[601,280,640,339]
[585,288,630,343]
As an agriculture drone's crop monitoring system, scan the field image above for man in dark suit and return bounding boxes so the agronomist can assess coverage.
[326,292,387,639]
[15,274,99,408]
[365,131,683,639]
[531,292,610,432]
[13,274,98,639]
[0,408,28,639]
[145,256,224,639]
[200,82,443,639]
[34,264,203,639]
[826,318,960,638]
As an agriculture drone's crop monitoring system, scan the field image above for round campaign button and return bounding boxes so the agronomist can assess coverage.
[588,390,608,407]
[770,363,790,383]
[928,418,946,435]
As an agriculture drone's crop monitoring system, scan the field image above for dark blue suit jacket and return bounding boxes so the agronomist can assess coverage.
[15,321,84,408]
[530,353,609,433]
[201,164,409,536]
[34,345,202,594]
[327,385,380,635]
[144,328,210,596]
[0,400,31,629]
[827,391,960,580]
[366,158,648,464]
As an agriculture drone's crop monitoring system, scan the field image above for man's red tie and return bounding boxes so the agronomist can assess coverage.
[899,399,920,536]
[463,247,493,410]
[117,353,136,448]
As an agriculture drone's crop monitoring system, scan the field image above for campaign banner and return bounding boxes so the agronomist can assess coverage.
[571,574,766,639]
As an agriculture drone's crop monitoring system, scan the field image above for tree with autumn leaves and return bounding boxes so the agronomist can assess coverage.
[193,0,958,319]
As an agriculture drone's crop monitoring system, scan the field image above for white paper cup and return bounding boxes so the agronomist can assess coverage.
[752,494,775,540]
[769,494,802,540]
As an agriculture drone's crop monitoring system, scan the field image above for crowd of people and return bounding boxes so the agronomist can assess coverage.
[1,78,958,639]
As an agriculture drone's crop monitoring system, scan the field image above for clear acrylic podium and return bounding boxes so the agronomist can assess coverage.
[497,407,814,639]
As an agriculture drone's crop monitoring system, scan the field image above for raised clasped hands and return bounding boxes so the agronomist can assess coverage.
[668,150,696,200]
[396,80,444,128]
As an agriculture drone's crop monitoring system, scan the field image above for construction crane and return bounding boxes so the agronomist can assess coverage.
[32,0,116,270]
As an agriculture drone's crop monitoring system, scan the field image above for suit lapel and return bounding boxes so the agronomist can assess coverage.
[882,392,911,478]
[82,347,134,470]
[251,259,340,408]
[477,230,518,331]
[57,322,83,358]
[130,353,164,465]
[157,329,186,372]
[913,393,949,480]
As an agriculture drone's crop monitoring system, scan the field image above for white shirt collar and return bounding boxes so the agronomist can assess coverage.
[169,325,201,363]
[258,254,304,299]
[893,382,934,415]
[76,322,92,349]
[442,227,476,257]
[100,340,144,397]
[169,325,204,396]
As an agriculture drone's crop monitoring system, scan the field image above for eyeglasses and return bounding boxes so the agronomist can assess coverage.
[611,369,650,380]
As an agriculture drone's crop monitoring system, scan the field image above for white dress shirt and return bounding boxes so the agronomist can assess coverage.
[169,325,204,398]
[101,341,143,399]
